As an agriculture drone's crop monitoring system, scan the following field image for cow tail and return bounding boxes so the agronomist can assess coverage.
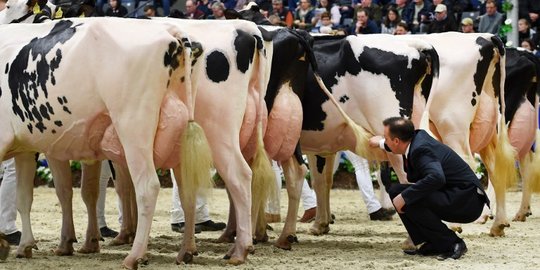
[250,34,275,224]
[492,41,518,189]
[418,47,439,133]
[178,37,214,204]
[311,74,372,159]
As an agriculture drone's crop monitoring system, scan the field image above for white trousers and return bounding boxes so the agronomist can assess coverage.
[97,160,122,228]
[267,160,317,214]
[342,151,381,214]
[0,158,18,234]
[170,171,210,224]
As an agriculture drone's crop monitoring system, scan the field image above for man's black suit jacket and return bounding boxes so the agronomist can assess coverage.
[396,130,490,207]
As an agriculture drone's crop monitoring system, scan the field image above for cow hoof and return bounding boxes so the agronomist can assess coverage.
[217,233,236,243]
[17,246,34,258]
[489,224,509,237]
[78,245,100,254]
[123,254,148,270]
[513,213,527,222]
[0,239,10,261]
[227,257,245,265]
[253,233,268,244]
[54,247,74,256]
[176,251,195,264]
[274,239,292,250]
[475,214,490,224]
[309,225,330,236]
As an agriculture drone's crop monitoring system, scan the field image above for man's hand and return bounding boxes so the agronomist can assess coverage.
[393,194,406,214]
[369,135,383,148]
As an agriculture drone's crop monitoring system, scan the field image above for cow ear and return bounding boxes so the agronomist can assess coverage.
[224,8,240,20]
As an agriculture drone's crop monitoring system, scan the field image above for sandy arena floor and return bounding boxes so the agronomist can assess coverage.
[1,187,539,270]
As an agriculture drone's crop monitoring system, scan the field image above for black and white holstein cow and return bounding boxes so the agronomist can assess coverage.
[300,34,439,236]
[0,17,211,269]
[504,48,540,222]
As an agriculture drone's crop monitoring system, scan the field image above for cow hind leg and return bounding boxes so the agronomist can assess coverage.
[15,153,38,258]
[217,189,237,244]
[514,153,534,222]
[78,162,102,254]
[309,154,335,236]
[275,158,306,250]
[47,158,77,256]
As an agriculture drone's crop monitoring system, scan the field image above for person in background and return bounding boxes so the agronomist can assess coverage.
[402,0,432,33]
[460,17,475,33]
[477,0,503,35]
[521,38,540,57]
[294,0,315,31]
[381,7,401,34]
[185,0,205,19]
[0,159,20,246]
[104,0,128,17]
[518,18,537,46]
[312,0,341,28]
[349,9,380,34]
[143,4,157,17]
[394,21,410,34]
[269,0,294,27]
[427,4,457,33]
[354,0,382,26]
[208,1,226,19]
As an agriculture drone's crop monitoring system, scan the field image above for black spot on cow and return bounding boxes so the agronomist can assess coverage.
[0,86,2,97]
[164,41,181,70]
[474,37,494,98]
[471,97,476,106]
[7,20,78,134]
[472,92,476,97]
[206,50,230,83]
[62,96,67,104]
[46,102,54,114]
[57,96,64,105]
[52,129,56,134]
[339,95,350,103]
[27,123,33,134]
[303,37,425,131]
[191,42,203,67]
[315,155,326,174]
[4,63,8,74]
[54,120,63,127]
[234,30,255,73]
[181,76,185,83]
[39,104,50,120]
[63,106,71,114]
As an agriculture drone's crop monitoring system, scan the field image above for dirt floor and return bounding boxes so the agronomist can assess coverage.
[1,187,539,270]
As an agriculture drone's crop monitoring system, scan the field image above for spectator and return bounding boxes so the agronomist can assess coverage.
[354,0,383,25]
[477,0,503,35]
[521,38,540,57]
[196,0,213,18]
[381,7,401,34]
[143,4,157,17]
[337,0,354,25]
[185,0,205,19]
[460,17,475,33]
[169,8,187,18]
[293,0,315,31]
[208,1,226,19]
[312,11,337,33]
[105,0,128,17]
[427,4,458,33]
[270,0,294,27]
[526,0,540,29]
[312,0,341,27]
[402,0,432,33]
[518,18,537,46]
[394,21,410,34]
[349,9,380,34]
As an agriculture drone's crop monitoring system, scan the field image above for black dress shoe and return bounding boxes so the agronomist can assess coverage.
[5,231,21,245]
[171,222,202,234]
[369,208,394,221]
[437,240,468,260]
[196,220,226,231]
[100,226,119,238]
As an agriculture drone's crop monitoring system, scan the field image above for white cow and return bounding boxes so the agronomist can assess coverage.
[0,16,211,269]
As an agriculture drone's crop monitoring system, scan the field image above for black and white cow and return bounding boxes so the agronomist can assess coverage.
[504,48,540,222]
[0,17,211,269]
